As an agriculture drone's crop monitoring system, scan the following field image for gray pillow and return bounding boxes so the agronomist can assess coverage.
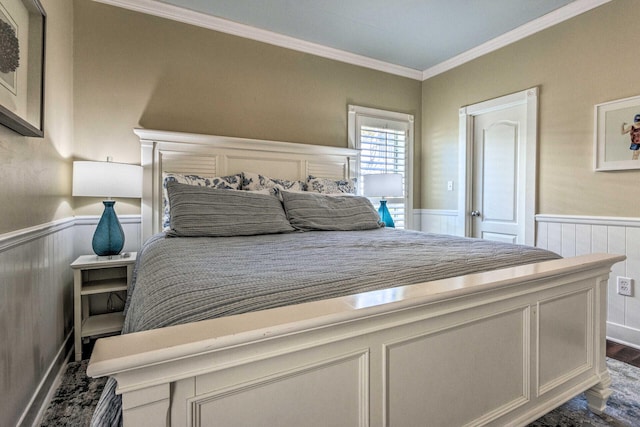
[281,190,383,231]
[166,181,295,237]
[162,172,242,231]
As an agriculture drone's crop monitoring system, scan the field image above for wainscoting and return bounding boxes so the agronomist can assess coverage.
[414,209,458,234]
[536,214,640,350]
[0,216,141,427]
[1,219,75,427]
[415,210,640,350]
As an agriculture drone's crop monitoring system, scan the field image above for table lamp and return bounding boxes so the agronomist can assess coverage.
[73,158,142,256]
[363,173,403,228]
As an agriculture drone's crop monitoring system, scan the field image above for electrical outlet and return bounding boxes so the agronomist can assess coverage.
[617,276,633,296]
[447,181,454,191]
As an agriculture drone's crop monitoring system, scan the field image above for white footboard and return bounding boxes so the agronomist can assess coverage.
[88,253,623,427]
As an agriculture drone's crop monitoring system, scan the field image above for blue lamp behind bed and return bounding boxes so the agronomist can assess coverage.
[363,173,403,228]
[73,158,142,257]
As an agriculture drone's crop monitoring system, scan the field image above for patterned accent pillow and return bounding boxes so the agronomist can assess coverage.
[241,172,306,198]
[162,172,242,230]
[306,175,356,194]
[166,182,294,237]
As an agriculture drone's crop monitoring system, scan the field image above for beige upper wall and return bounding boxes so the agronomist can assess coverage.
[0,0,73,235]
[10,0,627,232]
[422,0,639,216]
[73,1,422,216]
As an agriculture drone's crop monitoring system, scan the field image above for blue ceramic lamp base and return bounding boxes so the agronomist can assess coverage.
[378,200,395,228]
[92,200,125,256]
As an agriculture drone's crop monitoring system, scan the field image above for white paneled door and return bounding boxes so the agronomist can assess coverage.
[459,88,538,245]
[471,105,525,243]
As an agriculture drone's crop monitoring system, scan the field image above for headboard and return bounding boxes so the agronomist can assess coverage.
[135,128,359,243]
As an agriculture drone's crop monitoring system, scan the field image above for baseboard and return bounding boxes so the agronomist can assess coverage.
[17,331,74,427]
[607,322,640,351]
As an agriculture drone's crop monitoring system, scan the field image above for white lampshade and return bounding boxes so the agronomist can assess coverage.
[363,173,403,197]
[73,160,142,198]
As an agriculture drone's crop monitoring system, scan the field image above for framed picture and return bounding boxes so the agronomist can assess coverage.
[594,94,640,171]
[0,0,45,137]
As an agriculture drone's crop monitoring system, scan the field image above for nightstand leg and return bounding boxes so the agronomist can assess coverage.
[74,270,82,361]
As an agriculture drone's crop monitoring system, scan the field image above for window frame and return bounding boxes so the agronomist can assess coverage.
[348,105,414,229]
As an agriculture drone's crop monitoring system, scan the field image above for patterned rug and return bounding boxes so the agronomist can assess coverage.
[530,358,640,427]
[40,358,639,426]
[40,360,107,426]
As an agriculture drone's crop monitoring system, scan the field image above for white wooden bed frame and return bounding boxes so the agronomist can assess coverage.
[88,128,624,427]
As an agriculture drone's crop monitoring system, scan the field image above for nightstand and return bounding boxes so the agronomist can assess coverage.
[71,252,137,361]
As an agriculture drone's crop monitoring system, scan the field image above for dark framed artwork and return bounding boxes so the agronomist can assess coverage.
[594,94,640,171]
[0,0,45,137]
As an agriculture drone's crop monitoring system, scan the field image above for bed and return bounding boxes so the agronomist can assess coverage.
[87,128,624,427]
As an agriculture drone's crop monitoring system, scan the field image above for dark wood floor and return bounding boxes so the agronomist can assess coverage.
[607,340,640,368]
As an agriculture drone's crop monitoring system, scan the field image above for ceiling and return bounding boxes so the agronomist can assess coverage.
[98,0,610,80]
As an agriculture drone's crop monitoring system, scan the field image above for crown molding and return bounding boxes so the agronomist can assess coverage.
[95,0,610,82]
[93,0,423,80]
[422,0,611,79]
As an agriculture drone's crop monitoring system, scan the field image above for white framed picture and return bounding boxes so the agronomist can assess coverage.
[594,94,640,171]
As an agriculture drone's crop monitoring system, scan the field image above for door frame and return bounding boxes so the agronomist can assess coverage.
[457,87,538,246]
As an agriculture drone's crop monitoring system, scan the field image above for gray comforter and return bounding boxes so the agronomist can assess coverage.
[92,228,560,426]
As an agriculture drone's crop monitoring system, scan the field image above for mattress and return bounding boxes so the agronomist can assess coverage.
[91,228,561,426]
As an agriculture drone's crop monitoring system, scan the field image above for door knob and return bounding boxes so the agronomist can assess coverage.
[470,210,481,217]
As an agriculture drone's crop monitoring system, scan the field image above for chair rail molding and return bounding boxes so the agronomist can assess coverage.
[0,218,75,253]
[536,214,640,227]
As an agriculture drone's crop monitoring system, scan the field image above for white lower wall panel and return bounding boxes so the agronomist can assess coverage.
[0,220,75,427]
[414,209,458,235]
[536,214,640,349]
[0,215,142,427]
[625,228,640,329]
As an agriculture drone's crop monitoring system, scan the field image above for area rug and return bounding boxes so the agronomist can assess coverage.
[530,358,640,427]
[40,360,106,426]
[40,358,639,426]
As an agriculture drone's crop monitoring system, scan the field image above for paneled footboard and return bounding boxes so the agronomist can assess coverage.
[88,253,623,427]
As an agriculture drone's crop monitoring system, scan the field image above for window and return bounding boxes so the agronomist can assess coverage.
[348,105,413,229]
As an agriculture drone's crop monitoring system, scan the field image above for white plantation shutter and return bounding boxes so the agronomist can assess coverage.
[348,106,413,229]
